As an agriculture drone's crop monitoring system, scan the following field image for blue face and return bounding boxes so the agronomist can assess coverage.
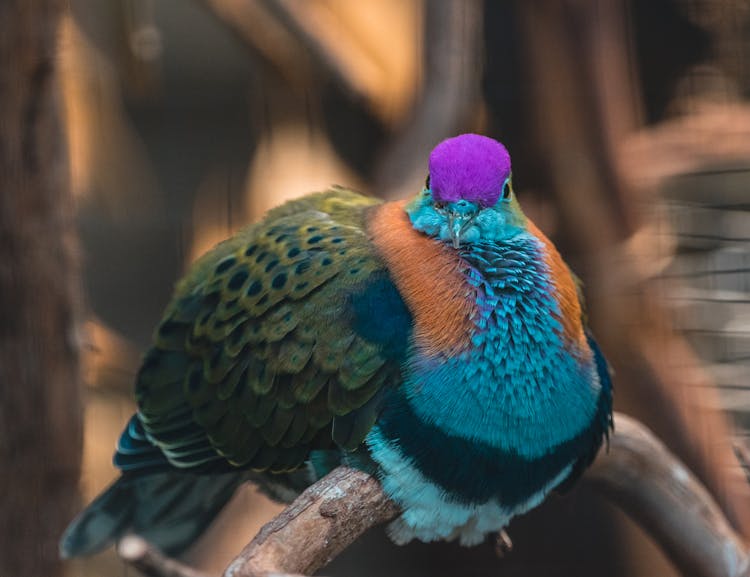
[405,177,525,247]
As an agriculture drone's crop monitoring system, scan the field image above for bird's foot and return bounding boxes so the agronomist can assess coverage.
[494,529,513,558]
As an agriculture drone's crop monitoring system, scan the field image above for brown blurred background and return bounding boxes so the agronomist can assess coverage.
[3,0,750,576]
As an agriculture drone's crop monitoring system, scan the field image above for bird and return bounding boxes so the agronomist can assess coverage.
[61,133,612,557]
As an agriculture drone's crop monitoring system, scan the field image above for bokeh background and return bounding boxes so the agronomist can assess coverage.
[4,0,750,576]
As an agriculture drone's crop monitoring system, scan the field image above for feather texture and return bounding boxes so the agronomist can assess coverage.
[62,135,612,557]
[136,188,410,473]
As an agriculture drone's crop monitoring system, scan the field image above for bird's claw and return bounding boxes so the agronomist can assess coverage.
[494,529,513,558]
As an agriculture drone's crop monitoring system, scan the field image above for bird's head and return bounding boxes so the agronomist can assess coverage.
[406,134,525,248]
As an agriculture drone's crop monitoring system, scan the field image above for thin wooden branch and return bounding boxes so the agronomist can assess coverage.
[224,466,400,577]
[119,413,750,577]
[118,536,214,577]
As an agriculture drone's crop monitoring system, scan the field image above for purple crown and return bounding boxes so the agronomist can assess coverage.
[428,134,512,207]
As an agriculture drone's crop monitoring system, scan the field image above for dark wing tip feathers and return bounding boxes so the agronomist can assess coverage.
[61,472,247,558]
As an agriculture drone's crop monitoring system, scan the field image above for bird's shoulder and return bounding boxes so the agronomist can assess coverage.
[178,187,380,295]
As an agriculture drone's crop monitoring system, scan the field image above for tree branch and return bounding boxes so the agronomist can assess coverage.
[119,413,750,577]
[118,537,214,577]
[586,414,750,577]
[224,466,400,577]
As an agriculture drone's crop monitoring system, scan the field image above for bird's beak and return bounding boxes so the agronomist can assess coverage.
[448,214,461,248]
[448,213,475,249]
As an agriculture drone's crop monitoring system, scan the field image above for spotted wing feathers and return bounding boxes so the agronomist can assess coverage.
[130,189,410,475]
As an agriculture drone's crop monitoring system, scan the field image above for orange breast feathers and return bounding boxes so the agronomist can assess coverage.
[367,201,477,357]
[525,219,590,356]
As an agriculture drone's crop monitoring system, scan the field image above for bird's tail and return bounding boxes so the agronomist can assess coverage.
[60,470,247,558]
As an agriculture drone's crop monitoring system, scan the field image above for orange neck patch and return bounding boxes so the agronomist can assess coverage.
[367,201,476,357]
[525,219,590,356]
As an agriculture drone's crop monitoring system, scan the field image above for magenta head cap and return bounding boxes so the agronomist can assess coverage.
[428,134,512,207]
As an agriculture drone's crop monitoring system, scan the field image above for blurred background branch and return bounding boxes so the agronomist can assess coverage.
[199,0,371,105]
[0,1,83,576]
[373,0,483,200]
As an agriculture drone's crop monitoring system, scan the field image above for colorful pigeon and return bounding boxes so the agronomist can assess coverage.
[62,133,612,557]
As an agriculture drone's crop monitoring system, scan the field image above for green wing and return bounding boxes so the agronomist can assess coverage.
[133,188,411,474]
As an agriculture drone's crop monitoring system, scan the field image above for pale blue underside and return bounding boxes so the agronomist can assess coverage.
[366,426,574,545]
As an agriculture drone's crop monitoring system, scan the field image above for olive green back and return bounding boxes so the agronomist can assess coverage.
[135,188,406,473]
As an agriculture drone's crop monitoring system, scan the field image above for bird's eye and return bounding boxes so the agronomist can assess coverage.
[425,174,431,190]
[501,176,513,201]
[434,201,446,212]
